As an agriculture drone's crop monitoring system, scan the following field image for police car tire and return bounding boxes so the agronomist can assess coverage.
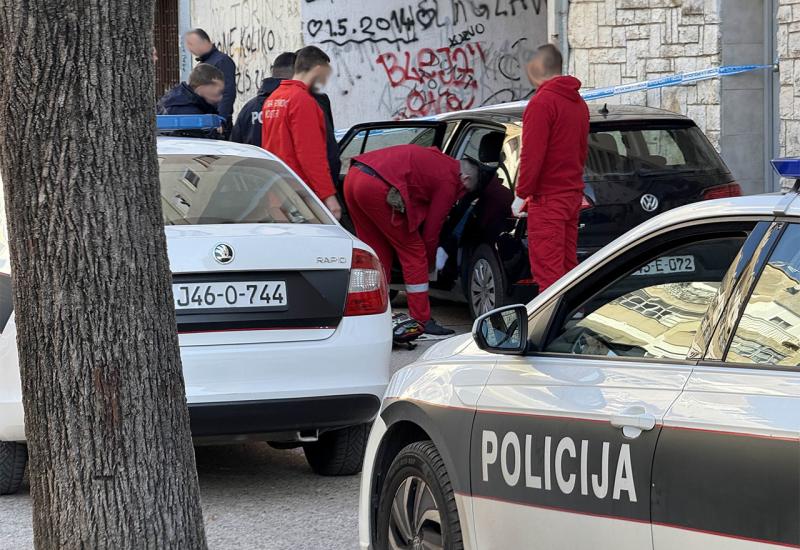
[302,423,368,476]
[0,442,26,495]
[376,440,463,550]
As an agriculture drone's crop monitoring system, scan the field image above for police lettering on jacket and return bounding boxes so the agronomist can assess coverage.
[481,430,637,502]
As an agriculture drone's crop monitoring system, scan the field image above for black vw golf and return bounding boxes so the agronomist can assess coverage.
[337,104,740,318]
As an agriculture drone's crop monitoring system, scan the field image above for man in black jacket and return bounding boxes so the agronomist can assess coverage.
[230,51,341,182]
[156,63,225,138]
[185,28,236,137]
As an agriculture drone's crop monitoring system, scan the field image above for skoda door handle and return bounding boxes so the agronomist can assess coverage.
[610,406,656,440]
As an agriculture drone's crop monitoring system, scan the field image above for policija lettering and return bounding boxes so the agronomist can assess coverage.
[375,43,487,119]
[481,430,638,502]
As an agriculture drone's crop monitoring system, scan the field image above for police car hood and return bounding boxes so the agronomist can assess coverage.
[420,333,478,361]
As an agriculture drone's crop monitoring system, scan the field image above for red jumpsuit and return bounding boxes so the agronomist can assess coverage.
[344,145,462,323]
[517,76,590,291]
[261,80,337,201]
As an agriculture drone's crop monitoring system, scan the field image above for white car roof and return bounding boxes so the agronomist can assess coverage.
[156,136,280,162]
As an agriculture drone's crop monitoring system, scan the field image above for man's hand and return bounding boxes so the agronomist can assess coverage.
[323,195,343,220]
[511,195,529,218]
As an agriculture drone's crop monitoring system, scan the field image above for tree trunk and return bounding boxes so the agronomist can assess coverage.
[0,2,207,548]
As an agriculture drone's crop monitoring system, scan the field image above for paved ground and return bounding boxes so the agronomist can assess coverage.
[0,299,472,549]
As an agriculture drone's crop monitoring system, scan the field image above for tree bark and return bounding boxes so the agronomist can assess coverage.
[0,2,207,548]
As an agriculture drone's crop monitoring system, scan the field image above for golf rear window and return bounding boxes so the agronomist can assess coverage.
[586,124,727,178]
[158,155,333,225]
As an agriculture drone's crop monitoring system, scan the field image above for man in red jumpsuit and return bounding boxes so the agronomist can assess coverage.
[515,44,589,291]
[261,46,342,220]
[344,144,465,336]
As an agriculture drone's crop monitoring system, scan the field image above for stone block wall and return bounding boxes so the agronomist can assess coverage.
[568,0,723,147]
[778,0,800,157]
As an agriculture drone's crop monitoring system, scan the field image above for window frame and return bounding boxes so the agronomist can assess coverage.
[524,218,767,367]
[702,220,800,372]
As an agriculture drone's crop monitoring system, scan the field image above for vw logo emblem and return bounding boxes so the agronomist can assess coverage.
[213,243,235,265]
[640,194,659,213]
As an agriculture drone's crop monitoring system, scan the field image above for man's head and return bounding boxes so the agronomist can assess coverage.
[271,51,297,79]
[527,43,563,87]
[188,63,224,105]
[185,28,214,58]
[293,46,332,92]
[460,157,482,193]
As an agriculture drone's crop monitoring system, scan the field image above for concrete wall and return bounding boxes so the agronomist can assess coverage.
[191,0,304,112]
[301,0,548,127]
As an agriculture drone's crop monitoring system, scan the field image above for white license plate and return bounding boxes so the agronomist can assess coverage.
[173,281,287,310]
[633,255,695,276]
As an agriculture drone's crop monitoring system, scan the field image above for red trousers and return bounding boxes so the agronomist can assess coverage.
[344,169,432,322]
[527,192,582,291]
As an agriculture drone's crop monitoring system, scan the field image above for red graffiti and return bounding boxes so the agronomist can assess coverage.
[375,43,487,119]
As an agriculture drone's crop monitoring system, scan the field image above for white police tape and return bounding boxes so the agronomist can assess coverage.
[580,64,774,101]
[334,64,775,138]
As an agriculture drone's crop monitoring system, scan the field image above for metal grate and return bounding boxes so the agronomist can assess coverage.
[154,0,180,98]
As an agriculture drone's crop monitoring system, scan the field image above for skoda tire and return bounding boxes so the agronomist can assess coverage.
[467,244,506,319]
[303,423,368,476]
[0,442,26,495]
[376,441,463,550]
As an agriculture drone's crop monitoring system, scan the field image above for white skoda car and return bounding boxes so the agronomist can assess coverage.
[0,136,392,494]
[358,184,800,549]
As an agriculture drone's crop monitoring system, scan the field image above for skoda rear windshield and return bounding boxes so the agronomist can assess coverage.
[586,122,727,179]
[159,155,333,225]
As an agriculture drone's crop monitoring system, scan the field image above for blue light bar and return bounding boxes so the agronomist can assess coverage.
[771,158,800,179]
[156,114,225,131]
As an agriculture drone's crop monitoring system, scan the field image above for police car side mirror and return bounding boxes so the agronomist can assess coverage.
[472,304,529,355]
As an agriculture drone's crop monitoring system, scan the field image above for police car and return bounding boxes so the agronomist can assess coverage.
[358,160,800,549]
[0,116,392,495]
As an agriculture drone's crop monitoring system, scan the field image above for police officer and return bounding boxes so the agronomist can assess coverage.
[184,29,236,138]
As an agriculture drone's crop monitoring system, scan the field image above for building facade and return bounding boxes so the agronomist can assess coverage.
[155,0,799,193]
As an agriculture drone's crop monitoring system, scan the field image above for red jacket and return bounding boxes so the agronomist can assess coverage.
[261,80,336,200]
[355,145,463,263]
[517,76,589,198]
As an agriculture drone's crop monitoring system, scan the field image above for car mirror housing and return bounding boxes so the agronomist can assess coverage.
[472,304,529,355]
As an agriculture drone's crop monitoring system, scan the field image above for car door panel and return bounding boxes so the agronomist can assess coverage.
[652,367,800,548]
[653,222,800,549]
[469,356,689,549]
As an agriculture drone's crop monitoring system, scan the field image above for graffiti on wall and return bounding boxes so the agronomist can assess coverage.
[302,0,547,126]
[192,0,304,110]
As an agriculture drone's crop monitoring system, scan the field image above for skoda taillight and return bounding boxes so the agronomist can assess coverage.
[344,248,388,316]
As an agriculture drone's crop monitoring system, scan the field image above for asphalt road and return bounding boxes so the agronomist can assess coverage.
[0,299,473,550]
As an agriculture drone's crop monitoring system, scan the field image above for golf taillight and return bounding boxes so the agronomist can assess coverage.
[703,183,742,200]
[580,194,594,211]
[344,248,388,316]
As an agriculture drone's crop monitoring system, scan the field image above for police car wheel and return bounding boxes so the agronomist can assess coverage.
[468,245,506,320]
[0,441,27,495]
[376,441,463,550]
[302,423,368,476]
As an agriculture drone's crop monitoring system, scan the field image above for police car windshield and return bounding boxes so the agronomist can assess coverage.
[158,155,333,225]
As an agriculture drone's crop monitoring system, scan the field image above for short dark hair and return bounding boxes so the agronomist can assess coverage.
[188,63,224,88]
[272,52,297,77]
[187,28,211,43]
[536,44,563,76]
[294,46,330,74]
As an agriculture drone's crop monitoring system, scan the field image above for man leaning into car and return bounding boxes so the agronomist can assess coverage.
[515,44,590,291]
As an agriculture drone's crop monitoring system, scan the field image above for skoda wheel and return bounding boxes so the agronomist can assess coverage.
[376,441,463,550]
[303,423,368,476]
[467,244,506,319]
[0,442,27,495]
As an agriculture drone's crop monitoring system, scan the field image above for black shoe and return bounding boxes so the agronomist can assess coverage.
[423,319,456,338]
